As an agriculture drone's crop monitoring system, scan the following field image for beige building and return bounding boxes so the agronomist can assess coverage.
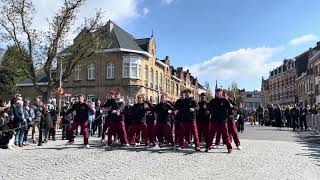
[304,43,320,105]
[260,77,269,108]
[17,20,204,103]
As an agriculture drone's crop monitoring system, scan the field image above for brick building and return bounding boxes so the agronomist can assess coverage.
[17,20,205,103]
[268,59,297,105]
[311,50,320,104]
[297,43,320,106]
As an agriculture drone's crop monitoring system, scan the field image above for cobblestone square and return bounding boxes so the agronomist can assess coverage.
[1,124,320,180]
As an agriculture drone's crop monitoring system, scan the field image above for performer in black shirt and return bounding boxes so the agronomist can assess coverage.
[66,94,94,148]
[206,88,232,153]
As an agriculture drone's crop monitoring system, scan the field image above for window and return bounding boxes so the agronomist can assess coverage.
[176,84,179,96]
[123,63,130,78]
[87,95,95,102]
[87,64,95,80]
[150,68,154,88]
[145,66,148,86]
[160,73,163,91]
[122,55,141,79]
[155,71,159,90]
[74,65,81,80]
[107,63,114,79]
[131,63,138,78]
[171,81,174,94]
[246,94,252,98]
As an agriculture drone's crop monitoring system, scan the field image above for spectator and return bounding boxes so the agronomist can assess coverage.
[23,100,34,145]
[13,100,26,147]
[42,104,53,143]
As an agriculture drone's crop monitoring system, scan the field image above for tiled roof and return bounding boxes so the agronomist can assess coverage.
[295,51,309,77]
[134,38,151,51]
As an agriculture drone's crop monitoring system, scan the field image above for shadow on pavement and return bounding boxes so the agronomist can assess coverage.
[294,132,320,166]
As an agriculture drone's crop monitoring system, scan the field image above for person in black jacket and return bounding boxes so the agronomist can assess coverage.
[274,104,283,128]
[48,99,57,141]
[61,101,72,140]
[236,103,246,132]
[42,104,53,143]
[31,98,43,144]
[197,93,211,144]
[256,105,264,126]
[151,93,175,147]
[145,97,156,145]
[300,104,308,131]
[101,91,115,142]
[284,105,292,129]
[206,88,232,153]
[128,94,149,146]
[123,98,134,134]
[174,91,185,144]
[178,89,200,151]
[107,92,128,146]
[65,94,94,148]
[290,104,300,131]
[93,100,102,137]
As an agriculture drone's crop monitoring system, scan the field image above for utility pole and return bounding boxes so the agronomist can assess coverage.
[57,59,63,130]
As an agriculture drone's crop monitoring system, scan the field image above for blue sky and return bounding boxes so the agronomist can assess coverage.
[1,0,320,91]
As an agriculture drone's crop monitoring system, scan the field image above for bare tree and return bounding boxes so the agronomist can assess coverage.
[0,0,108,101]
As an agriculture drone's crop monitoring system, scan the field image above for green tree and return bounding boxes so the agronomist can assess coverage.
[1,45,29,83]
[0,66,18,96]
[230,81,243,105]
[204,81,214,101]
[0,0,108,101]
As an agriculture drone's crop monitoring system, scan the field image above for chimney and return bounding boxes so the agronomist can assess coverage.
[107,20,114,33]
[164,56,170,65]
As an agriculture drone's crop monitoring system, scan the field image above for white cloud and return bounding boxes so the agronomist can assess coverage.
[161,0,175,5]
[31,0,146,32]
[142,8,150,17]
[185,47,283,81]
[289,34,319,46]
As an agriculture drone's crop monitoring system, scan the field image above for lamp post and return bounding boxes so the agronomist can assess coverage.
[57,59,63,130]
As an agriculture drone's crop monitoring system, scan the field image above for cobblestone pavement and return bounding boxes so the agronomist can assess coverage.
[1,124,320,180]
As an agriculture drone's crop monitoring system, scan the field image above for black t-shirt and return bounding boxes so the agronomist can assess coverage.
[155,101,174,123]
[132,103,147,124]
[209,97,231,123]
[181,98,199,122]
[66,102,93,122]
[197,101,211,122]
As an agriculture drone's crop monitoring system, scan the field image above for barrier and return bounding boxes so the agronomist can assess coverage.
[307,114,320,134]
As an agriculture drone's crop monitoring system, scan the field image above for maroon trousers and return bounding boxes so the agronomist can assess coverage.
[152,122,174,144]
[215,120,240,146]
[107,121,128,144]
[197,121,211,143]
[68,120,89,145]
[228,120,240,146]
[101,118,111,140]
[206,121,232,150]
[128,123,148,145]
[178,121,200,149]
[147,120,156,144]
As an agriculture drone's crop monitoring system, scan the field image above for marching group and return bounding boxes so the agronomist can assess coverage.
[0,88,244,153]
